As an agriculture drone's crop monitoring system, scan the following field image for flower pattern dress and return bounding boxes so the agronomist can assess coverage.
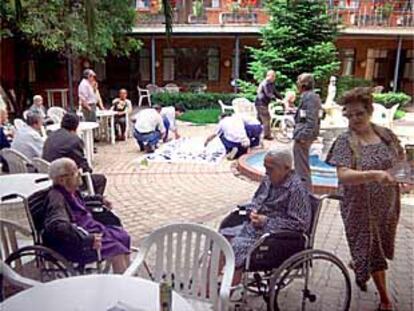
[230,173,312,268]
[326,129,403,284]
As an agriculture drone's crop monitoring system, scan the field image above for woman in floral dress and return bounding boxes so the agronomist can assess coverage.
[326,87,407,311]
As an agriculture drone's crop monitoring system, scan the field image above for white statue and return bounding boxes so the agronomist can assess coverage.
[324,76,337,107]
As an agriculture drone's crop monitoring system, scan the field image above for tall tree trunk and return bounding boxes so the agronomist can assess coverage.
[67,50,74,111]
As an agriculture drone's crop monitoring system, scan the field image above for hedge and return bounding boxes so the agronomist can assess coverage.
[372,92,412,109]
[151,92,238,110]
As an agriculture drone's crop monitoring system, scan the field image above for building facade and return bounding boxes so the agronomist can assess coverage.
[1,0,413,110]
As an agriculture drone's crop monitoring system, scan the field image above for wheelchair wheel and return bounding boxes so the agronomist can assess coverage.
[269,249,351,311]
[5,245,76,283]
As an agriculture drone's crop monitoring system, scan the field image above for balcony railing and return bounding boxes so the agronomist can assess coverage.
[331,8,414,27]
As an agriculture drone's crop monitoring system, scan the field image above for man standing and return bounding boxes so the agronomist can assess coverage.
[78,69,98,122]
[293,73,321,190]
[160,105,185,142]
[11,112,44,160]
[43,113,107,195]
[133,105,165,153]
[255,70,283,140]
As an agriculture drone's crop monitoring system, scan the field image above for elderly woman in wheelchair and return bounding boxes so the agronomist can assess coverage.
[221,149,312,284]
[42,158,131,273]
[219,149,351,310]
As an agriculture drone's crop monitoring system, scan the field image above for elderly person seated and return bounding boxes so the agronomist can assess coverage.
[282,90,297,115]
[111,89,131,141]
[43,158,130,273]
[43,113,107,195]
[11,111,44,161]
[221,149,312,283]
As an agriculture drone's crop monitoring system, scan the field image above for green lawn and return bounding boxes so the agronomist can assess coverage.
[177,108,221,124]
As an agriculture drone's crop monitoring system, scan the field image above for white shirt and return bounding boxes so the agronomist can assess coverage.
[134,108,165,133]
[11,125,44,160]
[160,106,176,131]
[216,115,248,143]
[78,79,97,104]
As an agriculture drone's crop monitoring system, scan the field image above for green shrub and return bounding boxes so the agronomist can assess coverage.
[335,76,373,99]
[394,110,406,120]
[151,92,238,110]
[373,92,412,109]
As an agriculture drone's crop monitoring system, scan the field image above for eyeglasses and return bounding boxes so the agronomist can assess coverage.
[60,170,80,178]
[343,110,366,120]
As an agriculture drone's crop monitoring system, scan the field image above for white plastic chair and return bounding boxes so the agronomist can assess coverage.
[47,107,66,124]
[1,260,41,290]
[387,104,399,129]
[268,101,285,128]
[13,118,26,130]
[32,157,50,174]
[232,98,257,120]
[137,86,151,107]
[124,223,235,311]
[164,83,180,93]
[372,103,398,128]
[218,100,234,114]
[1,148,31,173]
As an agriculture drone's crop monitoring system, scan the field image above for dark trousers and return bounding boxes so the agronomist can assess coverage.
[245,124,263,148]
[256,105,271,138]
[293,140,313,191]
[219,135,248,159]
[133,129,161,151]
[115,116,126,137]
[162,116,170,142]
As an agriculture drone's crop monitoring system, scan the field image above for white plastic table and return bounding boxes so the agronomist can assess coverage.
[1,274,194,311]
[0,174,51,199]
[96,109,117,145]
[47,122,99,167]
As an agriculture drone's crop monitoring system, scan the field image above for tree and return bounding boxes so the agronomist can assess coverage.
[1,0,173,110]
[239,0,340,96]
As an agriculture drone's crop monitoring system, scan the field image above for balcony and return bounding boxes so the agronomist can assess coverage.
[219,12,258,24]
[331,7,414,28]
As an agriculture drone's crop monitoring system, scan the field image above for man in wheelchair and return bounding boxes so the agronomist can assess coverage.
[220,149,312,284]
[42,158,131,273]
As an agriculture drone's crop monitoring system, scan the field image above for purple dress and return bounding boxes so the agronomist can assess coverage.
[44,186,130,264]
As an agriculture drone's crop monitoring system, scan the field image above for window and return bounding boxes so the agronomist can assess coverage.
[163,49,175,81]
[232,48,254,81]
[139,49,150,82]
[204,0,220,8]
[339,49,355,76]
[162,48,220,82]
[403,50,414,81]
[365,49,387,80]
[136,0,150,9]
[339,0,360,9]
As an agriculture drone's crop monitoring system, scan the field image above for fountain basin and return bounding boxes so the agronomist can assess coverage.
[238,151,338,194]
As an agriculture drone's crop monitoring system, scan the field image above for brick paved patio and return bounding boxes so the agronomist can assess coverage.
[93,121,413,311]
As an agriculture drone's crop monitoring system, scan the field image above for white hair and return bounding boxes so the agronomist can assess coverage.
[33,95,43,102]
[49,158,76,182]
[265,148,293,169]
